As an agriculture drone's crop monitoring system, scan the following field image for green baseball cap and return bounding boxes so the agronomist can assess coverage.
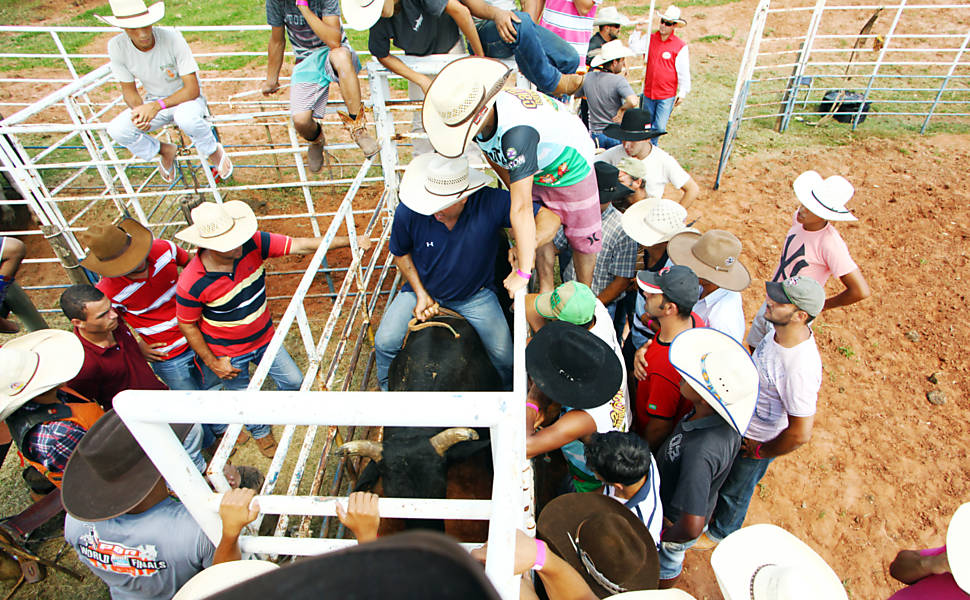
[765,276,825,317]
[535,281,596,325]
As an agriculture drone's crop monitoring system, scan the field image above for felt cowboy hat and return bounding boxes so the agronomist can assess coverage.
[608,592,697,599]
[537,493,660,598]
[590,40,636,68]
[0,330,84,420]
[667,230,751,292]
[173,560,280,600]
[621,197,697,247]
[175,200,258,252]
[79,218,154,278]
[341,0,384,31]
[206,531,502,600]
[668,327,758,435]
[422,57,513,159]
[658,6,686,25]
[94,0,165,28]
[603,110,667,142]
[593,6,630,27]
[948,503,970,592]
[594,162,633,205]
[711,524,848,600]
[792,170,857,222]
[399,153,491,215]
[61,409,193,521]
[526,321,622,410]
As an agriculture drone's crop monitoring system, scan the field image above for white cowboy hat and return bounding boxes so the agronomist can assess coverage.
[590,40,636,68]
[792,170,857,222]
[711,524,848,600]
[669,327,758,435]
[608,591,697,599]
[422,57,513,159]
[621,197,697,247]
[948,503,970,593]
[0,330,85,420]
[95,0,165,28]
[173,560,279,600]
[399,153,490,215]
[175,201,258,252]
[341,0,384,31]
[658,6,686,24]
[593,6,630,27]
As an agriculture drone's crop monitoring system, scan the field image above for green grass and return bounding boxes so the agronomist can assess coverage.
[696,31,734,43]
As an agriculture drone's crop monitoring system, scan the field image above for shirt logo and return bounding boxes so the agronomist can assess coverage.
[76,531,169,577]
[665,432,683,462]
[413,14,423,31]
[426,241,434,247]
[662,51,672,60]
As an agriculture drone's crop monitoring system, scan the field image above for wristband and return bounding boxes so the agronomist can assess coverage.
[515,268,532,280]
[533,539,547,571]
[754,443,764,459]
[156,99,167,110]
[296,0,309,6]
[526,402,539,414]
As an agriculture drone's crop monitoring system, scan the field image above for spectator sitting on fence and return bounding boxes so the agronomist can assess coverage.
[261,0,380,168]
[886,502,970,599]
[586,7,628,64]
[0,235,26,334]
[96,0,231,184]
[579,41,639,150]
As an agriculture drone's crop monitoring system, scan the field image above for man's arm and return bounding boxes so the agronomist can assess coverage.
[393,253,439,322]
[506,177,537,296]
[890,549,951,585]
[742,415,814,459]
[129,73,203,131]
[673,45,690,106]
[621,94,639,110]
[288,235,372,255]
[598,276,632,306]
[445,0,485,56]
[119,81,145,110]
[296,8,344,48]
[823,268,870,311]
[526,410,596,459]
[213,488,260,564]
[377,56,434,93]
[645,417,676,452]
[262,26,286,95]
[178,320,241,380]
[520,0,541,22]
[678,176,699,209]
[571,0,594,16]
[662,513,706,543]
[461,0,521,43]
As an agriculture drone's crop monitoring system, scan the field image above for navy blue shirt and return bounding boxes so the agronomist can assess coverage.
[389,187,538,302]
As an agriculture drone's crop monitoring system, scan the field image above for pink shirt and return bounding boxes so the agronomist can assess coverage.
[888,547,969,599]
[770,211,858,285]
[539,0,599,67]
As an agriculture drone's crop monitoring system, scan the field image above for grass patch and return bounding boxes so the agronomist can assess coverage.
[837,345,856,359]
[697,31,734,43]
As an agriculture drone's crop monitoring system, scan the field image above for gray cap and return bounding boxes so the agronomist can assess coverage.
[765,276,825,317]
[636,265,700,312]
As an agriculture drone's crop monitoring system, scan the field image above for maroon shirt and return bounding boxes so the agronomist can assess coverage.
[68,318,167,409]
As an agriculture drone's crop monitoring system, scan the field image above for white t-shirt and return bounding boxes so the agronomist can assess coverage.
[108,27,199,99]
[590,299,629,414]
[744,332,822,442]
[693,287,745,343]
[598,145,691,199]
[603,454,663,546]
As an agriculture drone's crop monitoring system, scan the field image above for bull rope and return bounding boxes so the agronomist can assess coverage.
[401,307,464,346]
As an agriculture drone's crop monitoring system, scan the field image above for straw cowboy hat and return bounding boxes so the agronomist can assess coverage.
[608,591,696,600]
[0,330,84,420]
[538,493,659,598]
[79,218,154,278]
[399,153,490,215]
[947,503,970,593]
[711,524,848,600]
[590,40,636,68]
[593,7,630,27]
[173,560,279,600]
[658,6,686,25]
[341,0,384,31]
[175,200,258,252]
[667,230,751,292]
[95,0,165,28]
[621,198,697,247]
[668,327,758,436]
[792,170,857,221]
[603,109,667,142]
[421,57,513,159]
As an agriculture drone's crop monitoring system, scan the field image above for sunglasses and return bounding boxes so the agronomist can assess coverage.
[661,19,677,26]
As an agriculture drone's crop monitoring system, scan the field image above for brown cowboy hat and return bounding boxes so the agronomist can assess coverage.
[79,218,153,277]
[537,493,659,597]
[667,230,751,292]
[61,410,192,522]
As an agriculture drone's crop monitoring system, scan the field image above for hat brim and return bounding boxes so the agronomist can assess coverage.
[175,200,258,252]
[526,322,622,410]
[621,198,696,247]
[792,171,857,222]
[399,153,491,215]
[0,330,85,420]
[711,524,847,600]
[765,281,792,306]
[538,493,659,598]
[94,1,165,28]
[80,218,154,278]
[341,0,384,30]
[173,560,279,600]
[668,327,758,435]
[599,182,634,204]
[947,503,970,593]
[590,47,636,68]
[666,232,751,292]
[422,57,513,159]
[602,125,666,142]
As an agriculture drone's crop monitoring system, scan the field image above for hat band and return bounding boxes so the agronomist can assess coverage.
[749,563,774,600]
[94,232,133,262]
[116,8,151,18]
[694,247,735,272]
[424,174,471,198]
[569,535,629,595]
[200,217,238,239]
[7,354,40,397]
[810,189,850,214]
[700,353,739,432]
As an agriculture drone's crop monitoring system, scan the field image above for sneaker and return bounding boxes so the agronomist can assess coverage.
[340,112,380,158]
[254,432,278,458]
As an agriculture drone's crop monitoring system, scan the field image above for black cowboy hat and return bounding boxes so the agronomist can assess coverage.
[594,162,633,205]
[603,109,668,142]
[526,321,622,410]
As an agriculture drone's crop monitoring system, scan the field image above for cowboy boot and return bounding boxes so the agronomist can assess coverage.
[307,128,326,173]
[553,73,585,97]
[339,111,380,158]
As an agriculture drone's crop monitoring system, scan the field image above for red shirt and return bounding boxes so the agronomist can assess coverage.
[634,312,704,435]
[176,232,292,357]
[643,31,685,100]
[96,239,190,361]
[68,319,168,410]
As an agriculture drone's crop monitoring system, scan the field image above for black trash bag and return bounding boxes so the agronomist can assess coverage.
[819,89,871,124]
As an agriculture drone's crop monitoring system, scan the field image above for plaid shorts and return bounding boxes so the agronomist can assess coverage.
[532,170,603,254]
[289,42,361,118]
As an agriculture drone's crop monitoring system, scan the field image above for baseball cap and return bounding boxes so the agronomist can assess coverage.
[616,157,647,181]
[765,276,825,317]
[535,281,596,325]
[636,265,700,312]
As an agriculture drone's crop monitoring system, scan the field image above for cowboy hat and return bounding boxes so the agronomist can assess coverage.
[94,0,165,28]
[792,170,857,222]
[947,503,970,593]
[0,330,84,420]
[711,524,848,600]
[173,560,279,600]
[621,198,697,247]
[341,0,384,31]
[593,6,630,27]
[61,409,193,521]
[422,57,513,159]
[538,493,659,598]
[399,153,491,215]
[658,6,686,24]
[667,230,751,292]
[608,592,697,599]
[603,109,667,142]
[591,40,636,68]
[79,219,154,278]
[594,162,633,204]
[668,327,758,435]
[526,321,622,410]
[175,200,258,252]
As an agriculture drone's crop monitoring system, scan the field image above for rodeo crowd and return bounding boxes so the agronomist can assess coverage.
[0,0,967,598]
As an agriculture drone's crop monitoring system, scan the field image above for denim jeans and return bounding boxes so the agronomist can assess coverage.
[375,288,514,391]
[107,96,217,160]
[591,131,621,150]
[182,423,207,473]
[706,454,776,541]
[658,536,698,580]
[476,12,579,95]
[639,95,676,145]
[151,348,221,391]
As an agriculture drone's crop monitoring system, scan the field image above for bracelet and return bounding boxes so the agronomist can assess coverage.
[754,443,764,459]
[296,0,309,6]
[533,539,547,571]
[156,99,167,110]
[525,402,539,414]
[515,268,532,280]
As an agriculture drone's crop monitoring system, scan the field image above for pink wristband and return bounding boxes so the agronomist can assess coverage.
[296,0,309,5]
[156,99,167,110]
[516,268,532,280]
[533,539,547,571]
[526,402,539,414]
[754,443,764,459]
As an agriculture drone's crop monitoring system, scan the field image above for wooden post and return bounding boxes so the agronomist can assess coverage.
[41,224,88,286]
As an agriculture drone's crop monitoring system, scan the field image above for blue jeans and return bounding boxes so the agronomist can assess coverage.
[706,454,775,541]
[639,95,676,145]
[151,348,221,391]
[375,288,514,391]
[658,536,698,580]
[476,13,579,95]
[591,131,621,150]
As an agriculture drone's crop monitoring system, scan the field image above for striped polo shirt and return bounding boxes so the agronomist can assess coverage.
[96,239,191,361]
[176,232,292,357]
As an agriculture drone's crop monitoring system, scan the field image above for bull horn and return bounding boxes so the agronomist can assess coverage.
[429,427,479,457]
[336,440,383,462]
